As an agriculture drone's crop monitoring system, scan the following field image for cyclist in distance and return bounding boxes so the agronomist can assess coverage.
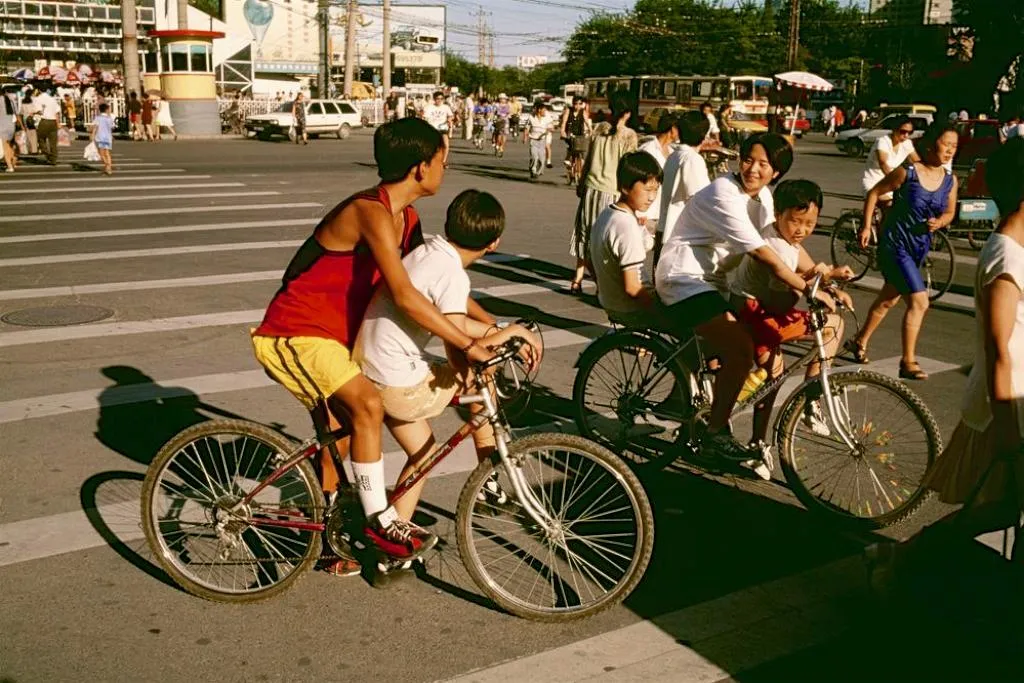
[560,95,592,184]
[493,93,512,157]
[862,115,920,214]
[655,133,835,462]
[250,118,495,564]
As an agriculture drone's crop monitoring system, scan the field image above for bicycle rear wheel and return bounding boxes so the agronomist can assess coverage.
[572,332,692,470]
[777,371,940,530]
[141,419,323,603]
[922,230,955,302]
[456,433,654,621]
[829,210,872,282]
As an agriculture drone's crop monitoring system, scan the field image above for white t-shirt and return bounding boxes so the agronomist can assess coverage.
[655,175,774,306]
[355,235,470,387]
[638,138,668,221]
[863,134,915,197]
[658,144,711,241]
[590,204,650,316]
[423,103,453,131]
[35,92,60,120]
[730,224,800,301]
[525,114,549,139]
[705,112,720,137]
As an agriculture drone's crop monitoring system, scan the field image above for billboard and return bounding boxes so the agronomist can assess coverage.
[233,0,319,63]
[329,4,446,70]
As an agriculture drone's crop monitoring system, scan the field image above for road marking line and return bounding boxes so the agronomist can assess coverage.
[0,202,321,223]
[852,275,975,313]
[0,182,243,195]
[0,241,303,267]
[0,270,284,301]
[0,190,277,207]
[0,174,209,186]
[439,557,860,683]
[9,162,165,170]
[0,169,187,178]
[0,325,604,421]
[0,219,313,244]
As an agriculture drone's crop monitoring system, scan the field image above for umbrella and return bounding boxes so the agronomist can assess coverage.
[773,71,834,136]
[12,67,34,81]
[76,64,94,77]
[99,70,120,84]
[36,65,51,80]
[49,66,69,84]
[64,71,82,86]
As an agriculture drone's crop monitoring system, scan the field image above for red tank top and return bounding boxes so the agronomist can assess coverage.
[255,186,423,347]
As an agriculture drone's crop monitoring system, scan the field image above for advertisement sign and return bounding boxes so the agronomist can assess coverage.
[233,0,319,63]
[329,4,445,70]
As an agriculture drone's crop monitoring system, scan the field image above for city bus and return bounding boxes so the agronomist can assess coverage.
[583,75,772,128]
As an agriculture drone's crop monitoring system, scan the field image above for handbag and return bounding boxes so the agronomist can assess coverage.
[83,141,101,162]
[14,130,27,155]
[57,127,71,147]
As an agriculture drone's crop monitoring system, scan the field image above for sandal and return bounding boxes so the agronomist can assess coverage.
[843,339,870,364]
[899,361,928,381]
[568,280,583,295]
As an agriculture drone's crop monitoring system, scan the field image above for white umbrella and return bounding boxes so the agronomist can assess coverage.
[774,71,834,136]
[12,67,34,81]
[49,66,69,83]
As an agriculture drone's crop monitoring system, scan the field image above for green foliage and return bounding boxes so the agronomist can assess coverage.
[443,51,581,98]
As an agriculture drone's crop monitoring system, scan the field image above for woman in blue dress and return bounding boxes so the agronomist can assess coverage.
[846,122,960,380]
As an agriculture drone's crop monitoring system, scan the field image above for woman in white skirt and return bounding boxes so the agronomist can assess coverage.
[870,138,1024,575]
[569,91,637,294]
[153,96,178,140]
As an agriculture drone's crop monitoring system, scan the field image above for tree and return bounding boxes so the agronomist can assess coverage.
[955,0,1024,113]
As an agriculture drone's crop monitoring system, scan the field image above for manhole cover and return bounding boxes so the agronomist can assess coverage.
[1,305,114,327]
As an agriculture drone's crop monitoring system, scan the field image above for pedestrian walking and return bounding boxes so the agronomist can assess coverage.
[153,96,178,140]
[292,92,308,144]
[33,88,61,165]
[19,93,38,154]
[568,91,638,293]
[422,91,453,164]
[127,91,145,141]
[847,122,960,380]
[90,102,114,175]
[718,103,736,148]
[524,101,552,179]
[63,93,76,134]
[141,93,155,140]
[1,86,17,172]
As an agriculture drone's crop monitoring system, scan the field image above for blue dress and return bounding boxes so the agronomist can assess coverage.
[877,163,954,295]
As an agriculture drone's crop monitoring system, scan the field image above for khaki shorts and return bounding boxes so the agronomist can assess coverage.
[251,333,362,410]
[374,363,463,423]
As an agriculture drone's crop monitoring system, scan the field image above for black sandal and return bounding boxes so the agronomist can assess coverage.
[843,339,870,364]
[899,361,928,381]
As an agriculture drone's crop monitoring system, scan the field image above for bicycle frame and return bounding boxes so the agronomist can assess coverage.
[232,377,560,536]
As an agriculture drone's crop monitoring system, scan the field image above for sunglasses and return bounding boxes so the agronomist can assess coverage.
[896,128,914,136]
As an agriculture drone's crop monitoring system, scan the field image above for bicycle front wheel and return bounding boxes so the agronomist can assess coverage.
[141,419,323,603]
[922,230,955,302]
[829,210,872,282]
[777,371,940,529]
[456,433,654,621]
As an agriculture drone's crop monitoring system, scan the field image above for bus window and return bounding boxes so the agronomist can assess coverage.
[597,81,606,96]
[665,80,676,98]
[732,80,752,101]
[712,80,729,100]
[641,79,656,99]
[693,80,711,98]
[755,79,772,100]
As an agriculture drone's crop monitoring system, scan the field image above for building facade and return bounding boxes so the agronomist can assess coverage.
[869,0,954,25]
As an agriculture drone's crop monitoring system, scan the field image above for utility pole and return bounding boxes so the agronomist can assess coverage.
[342,0,357,98]
[382,0,391,96]
[474,5,490,66]
[786,0,801,70]
[318,0,330,98]
[121,0,141,97]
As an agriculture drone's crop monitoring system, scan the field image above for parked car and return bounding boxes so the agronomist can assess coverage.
[954,118,1001,167]
[245,99,362,141]
[835,112,933,157]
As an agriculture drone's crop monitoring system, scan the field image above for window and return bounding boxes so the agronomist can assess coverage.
[322,102,339,115]
[144,50,159,73]
[712,80,729,99]
[189,44,210,71]
[169,44,188,71]
[732,80,752,101]
[308,103,323,115]
[664,81,676,98]
[338,102,356,114]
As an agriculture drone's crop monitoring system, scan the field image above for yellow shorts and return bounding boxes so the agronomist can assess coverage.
[251,333,361,410]
[373,363,462,423]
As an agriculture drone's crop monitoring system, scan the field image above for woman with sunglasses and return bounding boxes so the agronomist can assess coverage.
[861,115,921,209]
[846,122,960,380]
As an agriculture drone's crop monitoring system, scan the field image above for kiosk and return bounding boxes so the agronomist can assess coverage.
[145,29,225,136]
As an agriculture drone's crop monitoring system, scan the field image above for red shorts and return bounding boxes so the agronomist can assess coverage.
[735,297,811,358]
[129,113,138,123]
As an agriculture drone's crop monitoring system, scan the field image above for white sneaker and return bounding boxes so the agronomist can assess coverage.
[742,441,774,481]
[802,400,832,437]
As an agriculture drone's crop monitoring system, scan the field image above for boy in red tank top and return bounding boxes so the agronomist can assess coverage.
[252,118,496,566]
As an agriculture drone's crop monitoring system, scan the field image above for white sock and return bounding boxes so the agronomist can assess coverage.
[351,459,388,521]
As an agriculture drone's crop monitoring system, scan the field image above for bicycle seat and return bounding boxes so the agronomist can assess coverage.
[309,401,353,447]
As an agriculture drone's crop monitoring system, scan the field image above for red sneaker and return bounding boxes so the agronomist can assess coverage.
[364,514,437,561]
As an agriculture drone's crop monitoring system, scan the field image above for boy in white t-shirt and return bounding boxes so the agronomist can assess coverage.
[523,101,553,179]
[422,91,454,164]
[729,180,853,466]
[657,111,712,265]
[862,116,920,202]
[355,190,542,524]
[589,151,663,328]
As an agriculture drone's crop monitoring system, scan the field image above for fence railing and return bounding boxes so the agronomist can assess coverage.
[80,96,385,131]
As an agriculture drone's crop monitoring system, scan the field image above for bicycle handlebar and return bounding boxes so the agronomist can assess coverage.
[471,319,541,373]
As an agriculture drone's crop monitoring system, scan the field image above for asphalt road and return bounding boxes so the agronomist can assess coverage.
[0,130,1017,683]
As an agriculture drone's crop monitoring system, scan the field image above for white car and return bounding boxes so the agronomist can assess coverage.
[246,99,363,141]
[835,112,933,157]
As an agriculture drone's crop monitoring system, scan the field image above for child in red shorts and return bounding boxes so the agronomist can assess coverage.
[730,179,854,454]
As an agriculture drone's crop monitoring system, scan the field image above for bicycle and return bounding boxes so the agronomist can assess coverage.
[830,207,956,302]
[141,334,654,621]
[571,275,942,530]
